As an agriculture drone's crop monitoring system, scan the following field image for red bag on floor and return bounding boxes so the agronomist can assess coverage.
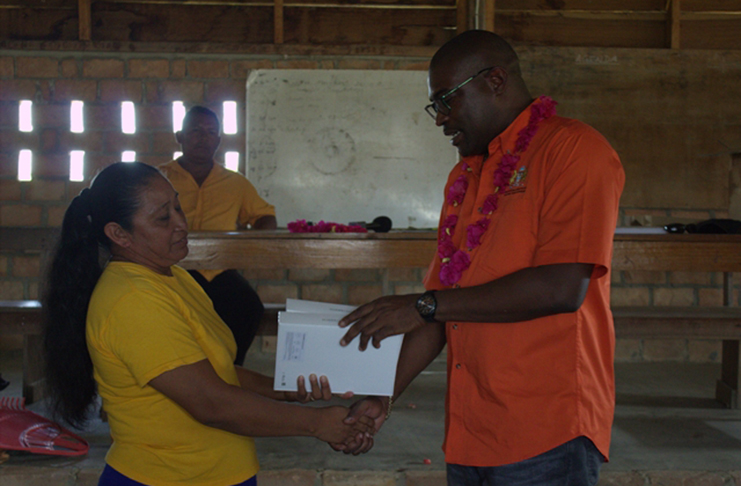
[0,397,89,456]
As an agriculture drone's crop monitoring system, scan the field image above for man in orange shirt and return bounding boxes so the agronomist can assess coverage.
[335,31,624,485]
[160,106,277,365]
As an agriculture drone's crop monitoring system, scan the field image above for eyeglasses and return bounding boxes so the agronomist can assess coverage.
[424,67,495,119]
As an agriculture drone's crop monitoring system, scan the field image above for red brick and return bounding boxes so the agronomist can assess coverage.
[34,153,73,178]
[653,287,695,306]
[11,255,41,277]
[16,57,59,78]
[83,58,125,78]
[302,284,343,303]
[231,60,273,78]
[241,268,286,280]
[0,204,43,226]
[25,179,66,201]
[152,132,179,153]
[0,57,14,77]
[99,80,143,103]
[40,128,59,151]
[275,60,320,69]
[668,210,711,220]
[39,81,53,102]
[699,287,724,306]
[394,283,426,294]
[338,59,383,70]
[335,269,380,281]
[0,180,22,200]
[54,79,97,102]
[642,339,687,361]
[160,81,204,103]
[288,268,330,281]
[398,61,430,71]
[0,256,7,277]
[348,284,384,305]
[669,271,712,285]
[36,104,71,128]
[47,205,67,227]
[60,58,79,78]
[205,80,245,103]
[188,60,229,79]
[1,130,37,152]
[387,267,421,281]
[0,103,17,127]
[0,281,25,300]
[171,60,186,78]
[610,287,650,306]
[0,80,37,100]
[137,105,173,130]
[104,131,150,153]
[128,59,170,78]
[0,153,15,176]
[144,81,160,103]
[614,338,643,362]
[59,131,104,153]
[135,154,173,166]
[688,339,721,363]
[86,105,120,130]
[622,270,665,285]
[255,284,298,303]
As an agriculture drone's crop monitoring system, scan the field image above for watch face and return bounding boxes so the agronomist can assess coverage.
[417,293,436,316]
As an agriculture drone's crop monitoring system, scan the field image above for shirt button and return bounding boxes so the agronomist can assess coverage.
[456,363,461,369]
[452,324,458,330]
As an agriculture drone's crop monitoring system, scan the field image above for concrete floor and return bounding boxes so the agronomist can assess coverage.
[2,344,741,484]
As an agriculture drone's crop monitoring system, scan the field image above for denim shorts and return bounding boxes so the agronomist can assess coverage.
[98,464,257,486]
[446,436,605,486]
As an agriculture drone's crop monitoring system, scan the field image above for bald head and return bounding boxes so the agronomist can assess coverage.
[431,30,522,78]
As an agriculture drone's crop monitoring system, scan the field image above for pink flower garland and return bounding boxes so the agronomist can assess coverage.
[288,219,368,233]
[438,96,557,287]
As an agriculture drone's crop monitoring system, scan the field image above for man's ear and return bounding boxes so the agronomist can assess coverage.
[104,222,132,248]
[486,66,508,95]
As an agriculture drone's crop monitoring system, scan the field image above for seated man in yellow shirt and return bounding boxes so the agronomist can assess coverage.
[160,106,277,365]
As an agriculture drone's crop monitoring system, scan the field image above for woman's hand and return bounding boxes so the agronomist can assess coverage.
[285,374,355,403]
[314,406,375,445]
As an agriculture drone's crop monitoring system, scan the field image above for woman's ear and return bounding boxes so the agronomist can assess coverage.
[104,222,132,248]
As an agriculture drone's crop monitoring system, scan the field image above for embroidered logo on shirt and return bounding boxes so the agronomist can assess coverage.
[505,166,528,195]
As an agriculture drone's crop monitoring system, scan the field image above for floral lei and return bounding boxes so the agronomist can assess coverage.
[438,96,557,287]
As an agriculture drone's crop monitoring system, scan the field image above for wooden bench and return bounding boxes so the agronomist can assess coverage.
[2,228,740,407]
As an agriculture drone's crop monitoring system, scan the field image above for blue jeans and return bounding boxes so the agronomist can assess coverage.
[98,465,257,486]
[446,436,604,486]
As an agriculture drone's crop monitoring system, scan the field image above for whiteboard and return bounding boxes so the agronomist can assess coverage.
[245,70,458,229]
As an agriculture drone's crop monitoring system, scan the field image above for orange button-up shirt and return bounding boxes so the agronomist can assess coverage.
[159,161,275,281]
[423,98,625,467]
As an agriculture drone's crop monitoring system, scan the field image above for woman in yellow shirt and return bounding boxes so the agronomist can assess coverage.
[43,162,373,486]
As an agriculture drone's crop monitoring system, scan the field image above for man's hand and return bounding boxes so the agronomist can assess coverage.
[338,294,426,350]
[328,396,388,455]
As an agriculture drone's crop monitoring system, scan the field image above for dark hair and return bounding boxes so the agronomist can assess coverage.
[182,105,220,132]
[43,162,162,427]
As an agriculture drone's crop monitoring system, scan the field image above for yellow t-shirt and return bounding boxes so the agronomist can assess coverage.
[159,161,275,281]
[86,262,259,486]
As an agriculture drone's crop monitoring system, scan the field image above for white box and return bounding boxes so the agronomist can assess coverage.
[274,300,403,396]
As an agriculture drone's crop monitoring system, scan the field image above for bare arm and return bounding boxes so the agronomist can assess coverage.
[340,262,594,350]
[148,359,372,443]
[252,215,277,230]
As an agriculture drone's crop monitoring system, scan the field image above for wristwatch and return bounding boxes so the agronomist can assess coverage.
[415,291,438,322]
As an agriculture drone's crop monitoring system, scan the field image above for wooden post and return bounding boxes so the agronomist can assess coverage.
[667,0,681,49]
[78,0,92,41]
[456,0,469,35]
[482,0,496,33]
[274,0,284,44]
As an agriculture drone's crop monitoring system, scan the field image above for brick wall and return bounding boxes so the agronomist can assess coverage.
[0,45,734,362]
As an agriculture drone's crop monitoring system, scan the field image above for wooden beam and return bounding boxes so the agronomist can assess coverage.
[78,0,91,41]
[667,0,681,49]
[274,0,284,44]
